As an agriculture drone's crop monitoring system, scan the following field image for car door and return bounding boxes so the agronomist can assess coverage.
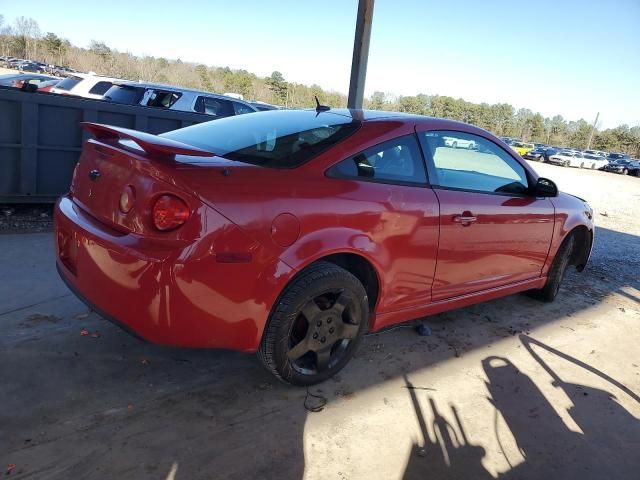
[417,129,555,301]
[326,133,440,312]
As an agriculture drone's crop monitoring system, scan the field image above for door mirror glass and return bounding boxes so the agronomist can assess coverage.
[535,177,558,197]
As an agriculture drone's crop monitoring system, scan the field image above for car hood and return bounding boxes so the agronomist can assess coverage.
[562,191,588,203]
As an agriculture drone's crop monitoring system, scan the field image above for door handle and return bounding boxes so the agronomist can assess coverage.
[453,213,477,226]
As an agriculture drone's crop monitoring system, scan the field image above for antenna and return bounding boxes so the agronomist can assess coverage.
[315,96,330,112]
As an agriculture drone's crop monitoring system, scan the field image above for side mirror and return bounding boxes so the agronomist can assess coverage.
[534,177,558,197]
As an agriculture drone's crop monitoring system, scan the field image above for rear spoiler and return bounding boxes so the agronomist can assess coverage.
[80,122,215,158]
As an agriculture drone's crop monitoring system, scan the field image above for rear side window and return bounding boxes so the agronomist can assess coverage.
[419,131,529,195]
[232,101,256,115]
[146,90,181,108]
[88,81,114,95]
[162,109,361,168]
[328,135,427,185]
[103,85,145,104]
[194,96,234,117]
[54,76,82,91]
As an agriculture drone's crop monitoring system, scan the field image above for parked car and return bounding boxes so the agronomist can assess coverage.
[17,61,47,73]
[584,149,607,158]
[443,136,475,149]
[606,153,631,163]
[0,56,17,67]
[581,154,608,170]
[103,81,259,116]
[603,158,635,175]
[55,108,594,385]
[45,64,78,76]
[511,141,535,156]
[547,150,586,167]
[6,58,27,69]
[523,147,548,162]
[0,73,61,91]
[627,160,640,177]
[49,73,121,99]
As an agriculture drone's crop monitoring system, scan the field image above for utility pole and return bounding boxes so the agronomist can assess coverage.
[586,112,599,149]
[347,0,375,109]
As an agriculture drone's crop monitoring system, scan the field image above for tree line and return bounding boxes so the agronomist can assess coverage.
[1,15,638,156]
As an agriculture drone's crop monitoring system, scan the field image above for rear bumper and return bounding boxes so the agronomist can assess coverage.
[55,195,290,351]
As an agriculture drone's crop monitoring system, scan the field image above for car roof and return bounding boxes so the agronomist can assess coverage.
[111,80,256,104]
[70,72,122,82]
[0,73,59,80]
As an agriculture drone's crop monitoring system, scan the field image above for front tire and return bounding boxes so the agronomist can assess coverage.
[529,234,574,302]
[622,168,628,175]
[258,262,369,386]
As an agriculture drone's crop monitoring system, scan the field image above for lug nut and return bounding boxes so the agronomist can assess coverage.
[313,333,318,339]
[329,327,335,334]
[327,317,332,324]
[321,337,326,343]
[317,321,322,327]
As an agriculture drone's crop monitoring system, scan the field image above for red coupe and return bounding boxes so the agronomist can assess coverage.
[55,109,594,385]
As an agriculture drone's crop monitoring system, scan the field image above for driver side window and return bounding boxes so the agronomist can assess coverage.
[418,131,529,195]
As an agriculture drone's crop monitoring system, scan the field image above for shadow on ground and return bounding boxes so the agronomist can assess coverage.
[402,336,640,480]
[0,226,638,478]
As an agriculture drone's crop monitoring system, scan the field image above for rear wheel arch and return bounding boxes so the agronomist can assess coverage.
[264,252,381,335]
[318,253,381,314]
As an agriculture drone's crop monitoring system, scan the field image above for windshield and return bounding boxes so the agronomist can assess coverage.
[54,75,82,91]
[608,154,626,160]
[559,151,573,156]
[103,84,145,104]
[163,110,361,168]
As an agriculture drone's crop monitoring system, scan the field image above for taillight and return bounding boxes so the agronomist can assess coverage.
[152,194,190,231]
[119,185,136,213]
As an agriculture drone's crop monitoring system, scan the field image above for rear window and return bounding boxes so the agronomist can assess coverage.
[194,96,234,117]
[54,75,82,91]
[146,90,182,108]
[103,84,145,104]
[162,109,361,168]
[232,101,256,115]
[88,81,114,95]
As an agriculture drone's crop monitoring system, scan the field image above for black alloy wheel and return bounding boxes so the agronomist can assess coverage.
[258,262,368,385]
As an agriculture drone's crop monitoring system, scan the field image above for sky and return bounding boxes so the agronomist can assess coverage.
[2,0,639,128]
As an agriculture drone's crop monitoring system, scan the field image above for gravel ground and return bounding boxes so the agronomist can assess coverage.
[0,205,54,234]
[0,161,638,479]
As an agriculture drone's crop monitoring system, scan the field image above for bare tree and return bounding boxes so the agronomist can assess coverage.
[13,16,41,59]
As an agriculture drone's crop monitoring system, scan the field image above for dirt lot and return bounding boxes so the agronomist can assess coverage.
[0,162,638,479]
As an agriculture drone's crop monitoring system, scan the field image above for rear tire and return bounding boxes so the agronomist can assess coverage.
[622,168,628,175]
[580,162,584,169]
[529,234,574,302]
[258,261,369,386]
